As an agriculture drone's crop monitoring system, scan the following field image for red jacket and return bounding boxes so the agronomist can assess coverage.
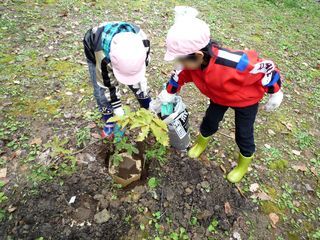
[167,46,282,108]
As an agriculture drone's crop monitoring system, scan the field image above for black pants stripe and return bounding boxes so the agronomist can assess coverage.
[200,101,259,157]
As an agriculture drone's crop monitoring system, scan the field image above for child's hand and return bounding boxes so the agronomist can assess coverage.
[158,89,176,103]
[114,107,125,116]
[264,90,284,112]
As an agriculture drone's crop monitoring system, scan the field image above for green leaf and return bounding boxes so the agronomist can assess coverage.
[140,223,145,231]
[136,108,153,124]
[132,146,139,154]
[153,211,161,219]
[121,119,130,129]
[129,120,146,130]
[150,123,169,146]
[0,192,8,203]
[107,115,123,123]
[148,177,159,189]
[207,219,218,233]
[0,209,6,222]
[123,106,131,114]
[153,118,168,131]
[136,125,150,142]
[170,233,179,240]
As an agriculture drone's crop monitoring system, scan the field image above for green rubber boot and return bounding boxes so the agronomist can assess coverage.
[227,153,253,183]
[188,133,210,158]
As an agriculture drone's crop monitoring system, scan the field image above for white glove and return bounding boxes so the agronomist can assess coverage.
[158,89,175,103]
[139,77,148,94]
[250,60,276,87]
[264,90,283,112]
[149,99,161,113]
[113,107,125,116]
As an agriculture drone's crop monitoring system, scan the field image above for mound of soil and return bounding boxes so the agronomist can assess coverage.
[0,145,252,240]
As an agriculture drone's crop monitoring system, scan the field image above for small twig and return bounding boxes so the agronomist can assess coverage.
[71,138,103,155]
[217,131,233,139]
[160,210,167,220]
[76,121,90,128]
[160,188,164,213]
[235,184,247,199]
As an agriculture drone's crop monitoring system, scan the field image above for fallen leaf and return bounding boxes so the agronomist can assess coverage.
[281,121,293,131]
[292,150,301,156]
[267,129,276,136]
[294,88,301,95]
[0,178,9,186]
[249,183,260,192]
[269,213,279,228]
[292,164,307,172]
[264,144,271,149]
[11,149,22,159]
[91,133,101,139]
[199,154,210,165]
[30,137,42,145]
[231,161,237,168]
[253,164,268,171]
[0,168,7,178]
[305,183,314,192]
[310,167,317,176]
[233,231,241,240]
[251,191,272,201]
[293,200,300,207]
[76,60,87,65]
[77,96,84,103]
[224,202,232,215]
[8,205,17,213]
[2,101,13,107]
[64,112,72,119]
[219,164,226,173]
[87,123,96,129]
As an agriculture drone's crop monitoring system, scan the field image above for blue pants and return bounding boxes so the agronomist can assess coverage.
[200,101,259,157]
[87,61,112,114]
[87,61,151,117]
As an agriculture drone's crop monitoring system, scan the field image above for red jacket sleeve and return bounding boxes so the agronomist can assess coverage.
[166,69,191,94]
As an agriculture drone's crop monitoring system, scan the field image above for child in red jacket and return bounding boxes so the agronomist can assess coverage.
[160,7,283,183]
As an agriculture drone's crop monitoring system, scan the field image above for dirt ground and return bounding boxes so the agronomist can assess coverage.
[1,142,266,240]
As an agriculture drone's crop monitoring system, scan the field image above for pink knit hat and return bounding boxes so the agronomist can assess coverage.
[110,32,146,85]
[164,17,210,61]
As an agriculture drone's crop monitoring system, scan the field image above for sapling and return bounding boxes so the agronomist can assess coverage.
[110,137,138,167]
[108,107,169,147]
[108,107,169,167]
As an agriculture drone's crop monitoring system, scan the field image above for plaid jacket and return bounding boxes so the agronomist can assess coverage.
[83,22,150,111]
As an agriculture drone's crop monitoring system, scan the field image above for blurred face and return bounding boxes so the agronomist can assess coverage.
[178,51,204,70]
